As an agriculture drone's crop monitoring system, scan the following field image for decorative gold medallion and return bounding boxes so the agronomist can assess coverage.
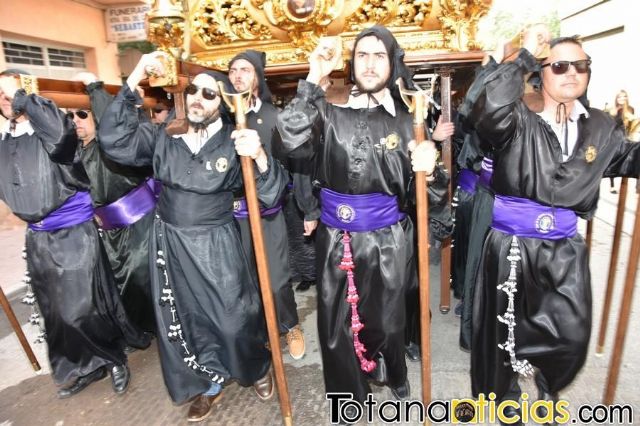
[585,145,597,163]
[215,157,228,172]
[385,133,400,150]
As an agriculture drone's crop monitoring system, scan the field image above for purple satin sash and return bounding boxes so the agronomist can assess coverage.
[478,157,493,188]
[28,191,93,232]
[94,178,158,230]
[457,169,479,194]
[233,197,284,219]
[492,194,577,240]
[147,178,162,200]
[320,188,406,232]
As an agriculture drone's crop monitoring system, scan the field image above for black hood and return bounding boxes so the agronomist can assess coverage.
[349,25,415,106]
[198,70,235,125]
[229,50,273,104]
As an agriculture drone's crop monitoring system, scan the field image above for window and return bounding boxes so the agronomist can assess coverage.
[2,39,86,79]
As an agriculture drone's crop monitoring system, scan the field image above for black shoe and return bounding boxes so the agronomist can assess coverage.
[390,379,410,400]
[454,300,463,317]
[535,374,559,426]
[110,364,130,395]
[123,345,137,354]
[296,280,315,292]
[499,404,523,426]
[57,367,107,399]
[405,342,420,362]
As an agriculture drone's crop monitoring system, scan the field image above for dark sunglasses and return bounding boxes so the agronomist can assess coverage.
[185,84,218,101]
[541,59,591,75]
[66,110,89,120]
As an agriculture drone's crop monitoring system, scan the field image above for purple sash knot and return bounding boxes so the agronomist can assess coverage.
[28,191,93,232]
[479,157,493,188]
[492,195,577,240]
[457,169,479,194]
[94,178,158,230]
[320,188,406,232]
[233,197,284,219]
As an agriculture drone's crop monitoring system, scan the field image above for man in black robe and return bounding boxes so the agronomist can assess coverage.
[469,27,640,425]
[98,53,288,422]
[0,70,149,399]
[276,26,451,406]
[228,50,306,360]
[65,73,156,335]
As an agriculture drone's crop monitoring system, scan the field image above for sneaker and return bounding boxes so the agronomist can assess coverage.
[286,325,305,360]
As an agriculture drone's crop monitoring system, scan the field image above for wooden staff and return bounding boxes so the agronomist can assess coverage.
[596,177,628,354]
[585,218,594,254]
[0,286,41,371]
[398,79,433,410]
[218,86,292,426]
[437,68,454,314]
[603,189,640,404]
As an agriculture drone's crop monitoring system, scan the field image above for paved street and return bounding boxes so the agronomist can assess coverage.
[0,180,639,425]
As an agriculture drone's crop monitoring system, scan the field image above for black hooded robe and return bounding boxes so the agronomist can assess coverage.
[470,49,640,399]
[0,90,148,386]
[98,85,288,403]
[76,81,156,333]
[277,75,451,401]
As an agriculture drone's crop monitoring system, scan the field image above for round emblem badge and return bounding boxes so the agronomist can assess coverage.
[336,204,356,224]
[233,200,241,212]
[585,145,597,163]
[385,133,400,150]
[535,213,555,234]
[215,157,228,173]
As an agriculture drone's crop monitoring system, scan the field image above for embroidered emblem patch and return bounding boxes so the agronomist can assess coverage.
[233,200,241,212]
[257,118,263,124]
[215,157,228,173]
[336,204,356,223]
[585,145,597,163]
[384,133,400,150]
[535,213,555,234]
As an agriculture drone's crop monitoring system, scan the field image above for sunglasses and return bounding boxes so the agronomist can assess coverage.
[185,84,218,101]
[541,59,591,75]
[153,107,168,113]
[66,110,89,120]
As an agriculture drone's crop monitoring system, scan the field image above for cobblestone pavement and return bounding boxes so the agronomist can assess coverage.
[1,181,639,425]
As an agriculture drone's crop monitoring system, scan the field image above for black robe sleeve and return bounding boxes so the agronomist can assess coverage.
[86,81,114,126]
[97,85,158,167]
[469,49,538,149]
[602,124,640,177]
[275,79,327,160]
[12,89,78,164]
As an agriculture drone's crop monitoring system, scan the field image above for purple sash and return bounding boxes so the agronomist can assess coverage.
[457,169,479,194]
[28,191,93,232]
[147,178,162,199]
[233,197,283,219]
[94,178,158,230]
[478,157,493,188]
[492,194,577,240]
[320,188,406,232]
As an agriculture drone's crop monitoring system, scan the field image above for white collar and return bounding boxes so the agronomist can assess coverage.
[1,119,35,140]
[339,88,396,117]
[247,97,262,114]
[172,118,223,154]
[537,99,590,124]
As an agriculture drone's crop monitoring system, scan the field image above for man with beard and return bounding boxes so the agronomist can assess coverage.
[469,26,640,425]
[65,72,156,335]
[276,26,451,404]
[98,53,288,422]
[229,49,307,360]
[0,70,149,399]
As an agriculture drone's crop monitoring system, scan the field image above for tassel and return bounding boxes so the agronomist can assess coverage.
[340,231,376,373]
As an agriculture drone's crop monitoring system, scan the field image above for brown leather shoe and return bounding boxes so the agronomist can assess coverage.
[253,369,274,401]
[187,393,222,422]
